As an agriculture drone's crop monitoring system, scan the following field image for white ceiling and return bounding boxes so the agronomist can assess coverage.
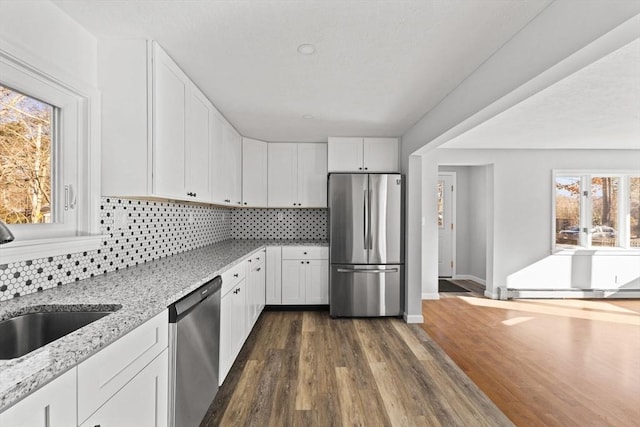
[53,0,552,142]
[441,38,640,150]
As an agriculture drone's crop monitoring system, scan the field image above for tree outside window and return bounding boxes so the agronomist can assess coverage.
[555,173,640,249]
[0,85,53,224]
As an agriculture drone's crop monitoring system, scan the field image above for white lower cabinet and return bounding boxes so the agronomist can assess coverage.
[247,251,266,330]
[0,311,169,427]
[79,350,168,427]
[0,368,77,427]
[265,247,282,304]
[281,259,329,305]
[219,250,267,386]
[280,246,329,305]
[219,277,247,385]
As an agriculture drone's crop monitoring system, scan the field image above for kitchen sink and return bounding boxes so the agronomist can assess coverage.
[0,309,117,360]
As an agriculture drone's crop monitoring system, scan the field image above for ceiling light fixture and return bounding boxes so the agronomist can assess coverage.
[297,44,316,55]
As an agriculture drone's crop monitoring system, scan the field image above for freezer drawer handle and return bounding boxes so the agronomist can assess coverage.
[336,268,399,274]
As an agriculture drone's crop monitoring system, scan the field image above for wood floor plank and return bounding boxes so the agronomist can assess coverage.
[421,296,640,427]
[219,359,264,425]
[204,310,512,426]
[368,362,416,427]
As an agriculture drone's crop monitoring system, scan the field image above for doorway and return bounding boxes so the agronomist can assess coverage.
[437,173,456,277]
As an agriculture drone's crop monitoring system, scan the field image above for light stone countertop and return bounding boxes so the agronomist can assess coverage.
[0,239,327,411]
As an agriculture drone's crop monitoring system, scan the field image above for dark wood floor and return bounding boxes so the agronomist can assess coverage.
[202,310,512,426]
[421,294,640,427]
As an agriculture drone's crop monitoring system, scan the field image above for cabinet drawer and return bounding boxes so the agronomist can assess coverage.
[77,310,168,424]
[282,246,328,260]
[221,260,246,296]
[246,249,266,268]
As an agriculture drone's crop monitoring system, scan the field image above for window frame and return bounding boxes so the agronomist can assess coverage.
[0,40,102,264]
[552,170,640,253]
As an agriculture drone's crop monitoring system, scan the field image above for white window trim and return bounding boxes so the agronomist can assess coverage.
[551,169,640,254]
[0,39,103,264]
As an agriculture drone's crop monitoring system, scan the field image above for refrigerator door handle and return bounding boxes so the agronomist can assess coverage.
[336,268,399,274]
[369,189,373,250]
[363,189,368,250]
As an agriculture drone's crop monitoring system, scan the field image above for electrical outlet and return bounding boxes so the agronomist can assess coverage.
[114,211,128,230]
[277,212,284,221]
[188,212,194,224]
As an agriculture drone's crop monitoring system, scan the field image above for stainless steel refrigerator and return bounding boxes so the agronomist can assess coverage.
[329,173,404,317]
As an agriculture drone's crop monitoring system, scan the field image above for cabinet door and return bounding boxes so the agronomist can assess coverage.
[186,87,212,201]
[281,260,305,304]
[298,143,328,208]
[363,137,398,172]
[80,350,168,427]
[242,138,268,207]
[247,262,265,329]
[234,279,248,355]
[219,290,234,385]
[210,114,227,205]
[221,123,236,205]
[305,260,329,304]
[153,46,187,198]
[327,137,363,172]
[268,143,298,207]
[265,246,282,304]
[230,129,243,206]
[0,369,76,427]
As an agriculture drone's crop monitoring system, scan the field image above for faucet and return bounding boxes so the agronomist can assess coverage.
[0,221,15,245]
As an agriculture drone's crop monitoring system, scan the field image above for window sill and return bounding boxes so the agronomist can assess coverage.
[0,234,105,265]
[552,247,640,256]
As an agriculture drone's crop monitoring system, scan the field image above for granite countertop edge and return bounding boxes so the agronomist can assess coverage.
[0,239,328,411]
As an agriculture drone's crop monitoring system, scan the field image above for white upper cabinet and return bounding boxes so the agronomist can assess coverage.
[268,143,299,207]
[229,128,243,206]
[326,137,363,172]
[101,39,234,204]
[328,137,399,172]
[186,87,212,202]
[298,143,328,208]
[362,137,399,172]
[242,138,268,207]
[268,143,327,208]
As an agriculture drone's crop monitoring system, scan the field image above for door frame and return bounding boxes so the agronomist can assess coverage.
[437,172,457,278]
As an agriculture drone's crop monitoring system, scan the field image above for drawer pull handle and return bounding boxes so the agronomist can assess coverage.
[336,268,399,274]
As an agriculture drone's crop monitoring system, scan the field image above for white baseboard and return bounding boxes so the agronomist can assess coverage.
[454,274,486,286]
[421,292,440,300]
[404,313,424,324]
[484,289,500,299]
[505,288,640,299]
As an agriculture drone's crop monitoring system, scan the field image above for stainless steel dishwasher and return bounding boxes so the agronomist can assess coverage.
[168,275,222,427]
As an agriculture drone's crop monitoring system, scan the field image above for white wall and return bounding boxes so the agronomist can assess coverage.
[0,0,97,87]
[468,166,488,282]
[402,2,640,316]
[401,1,640,166]
[423,148,640,298]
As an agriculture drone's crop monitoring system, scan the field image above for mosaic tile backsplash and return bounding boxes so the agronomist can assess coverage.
[0,200,327,301]
[231,208,327,240]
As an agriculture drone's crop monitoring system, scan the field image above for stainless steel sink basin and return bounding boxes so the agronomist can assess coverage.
[0,310,115,360]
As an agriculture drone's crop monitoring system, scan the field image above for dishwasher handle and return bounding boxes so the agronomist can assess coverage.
[169,276,222,323]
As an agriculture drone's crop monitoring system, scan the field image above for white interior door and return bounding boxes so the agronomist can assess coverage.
[438,174,455,277]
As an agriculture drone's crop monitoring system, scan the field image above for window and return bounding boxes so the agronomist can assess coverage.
[554,172,640,250]
[1,85,55,224]
[0,43,101,263]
